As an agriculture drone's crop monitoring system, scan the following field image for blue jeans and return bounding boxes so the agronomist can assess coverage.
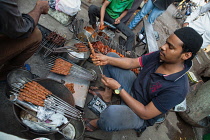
[97,53,145,131]
[128,0,164,29]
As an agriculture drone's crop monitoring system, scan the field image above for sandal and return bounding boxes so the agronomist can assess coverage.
[115,29,121,33]
[89,86,121,105]
[84,118,98,132]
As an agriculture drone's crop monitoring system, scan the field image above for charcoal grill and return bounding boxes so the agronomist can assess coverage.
[6,69,85,139]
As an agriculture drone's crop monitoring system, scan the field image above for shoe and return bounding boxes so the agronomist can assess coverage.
[23,64,31,71]
[154,31,159,41]
[156,114,166,124]
[138,34,146,44]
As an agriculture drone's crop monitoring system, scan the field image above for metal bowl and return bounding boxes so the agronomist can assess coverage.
[62,39,90,64]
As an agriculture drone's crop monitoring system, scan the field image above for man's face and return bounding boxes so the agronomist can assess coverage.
[159,34,185,64]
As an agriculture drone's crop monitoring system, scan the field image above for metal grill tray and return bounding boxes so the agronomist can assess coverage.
[47,72,89,109]
[37,24,66,58]
[47,56,96,108]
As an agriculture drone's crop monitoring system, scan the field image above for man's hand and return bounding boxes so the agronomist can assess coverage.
[36,0,49,14]
[183,22,189,27]
[28,0,49,25]
[99,21,105,29]
[101,75,121,90]
[114,17,121,24]
[91,53,109,66]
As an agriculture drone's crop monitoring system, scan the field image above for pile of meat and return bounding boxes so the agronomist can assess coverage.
[74,43,89,52]
[65,83,75,94]
[91,41,124,57]
[50,58,73,75]
[91,41,139,74]
[46,31,66,45]
[18,81,52,107]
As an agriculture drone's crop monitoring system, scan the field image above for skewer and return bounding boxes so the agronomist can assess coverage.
[98,66,103,75]
[86,37,96,57]
[92,39,104,75]
[50,94,81,114]
[36,38,50,54]
[45,107,81,120]
[53,50,76,53]
[44,100,80,117]
[43,43,58,58]
[12,84,81,119]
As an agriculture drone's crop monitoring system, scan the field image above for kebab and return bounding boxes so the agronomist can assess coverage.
[92,41,139,74]
[50,58,73,75]
[65,83,75,94]
[74,43,89,52]
[86,37,104,75]
[16,81,53,106]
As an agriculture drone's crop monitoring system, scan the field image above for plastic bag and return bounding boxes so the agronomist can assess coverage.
[56,0,81,16]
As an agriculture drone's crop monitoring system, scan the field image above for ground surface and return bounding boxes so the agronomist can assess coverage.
[0,0,209,140]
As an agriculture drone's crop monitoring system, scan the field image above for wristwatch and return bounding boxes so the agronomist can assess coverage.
[114,85,123,94]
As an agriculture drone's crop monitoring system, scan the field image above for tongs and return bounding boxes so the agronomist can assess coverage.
[53,46,78,53]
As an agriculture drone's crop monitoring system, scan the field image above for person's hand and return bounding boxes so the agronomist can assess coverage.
[101,75,121,90]
[90,53,109,66]
[183,22,189,27]
[114,18,120,24]
[99,21,105,29]
[36,0,49,14]
[144,0,148,3]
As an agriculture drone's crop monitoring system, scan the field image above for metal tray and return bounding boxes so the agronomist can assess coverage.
[47,72,89,109]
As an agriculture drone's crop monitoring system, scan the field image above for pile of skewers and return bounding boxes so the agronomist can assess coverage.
[46,31,66,46]
[50,58,73,75]
[37,31,66,58]
[16,81,52,107]
[11,78,82,120]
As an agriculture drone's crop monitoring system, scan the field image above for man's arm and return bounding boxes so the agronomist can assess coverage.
[120,89,162,119]
[114,10,128,24]
[91,53,141,69]
[28,0,49,25]
[101,75,162,119]
[0,0,49,39]
[100,0,110,27]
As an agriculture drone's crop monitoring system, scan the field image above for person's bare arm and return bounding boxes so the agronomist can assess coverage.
[91,53,141,69]
[100,0,110,27]
[182,22,189,27]
[101,75,162,119]
[120,89,162,119]
[114,10,128,24]
[28,0,49,25]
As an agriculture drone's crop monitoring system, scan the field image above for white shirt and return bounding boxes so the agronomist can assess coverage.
[185,2,210,49]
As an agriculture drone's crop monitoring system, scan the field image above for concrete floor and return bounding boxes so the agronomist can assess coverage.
[0,0,209,140]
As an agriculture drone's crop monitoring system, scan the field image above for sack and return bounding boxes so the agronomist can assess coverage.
[56,0,81,16]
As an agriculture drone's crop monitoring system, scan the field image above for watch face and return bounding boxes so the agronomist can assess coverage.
[115,89,120,94]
